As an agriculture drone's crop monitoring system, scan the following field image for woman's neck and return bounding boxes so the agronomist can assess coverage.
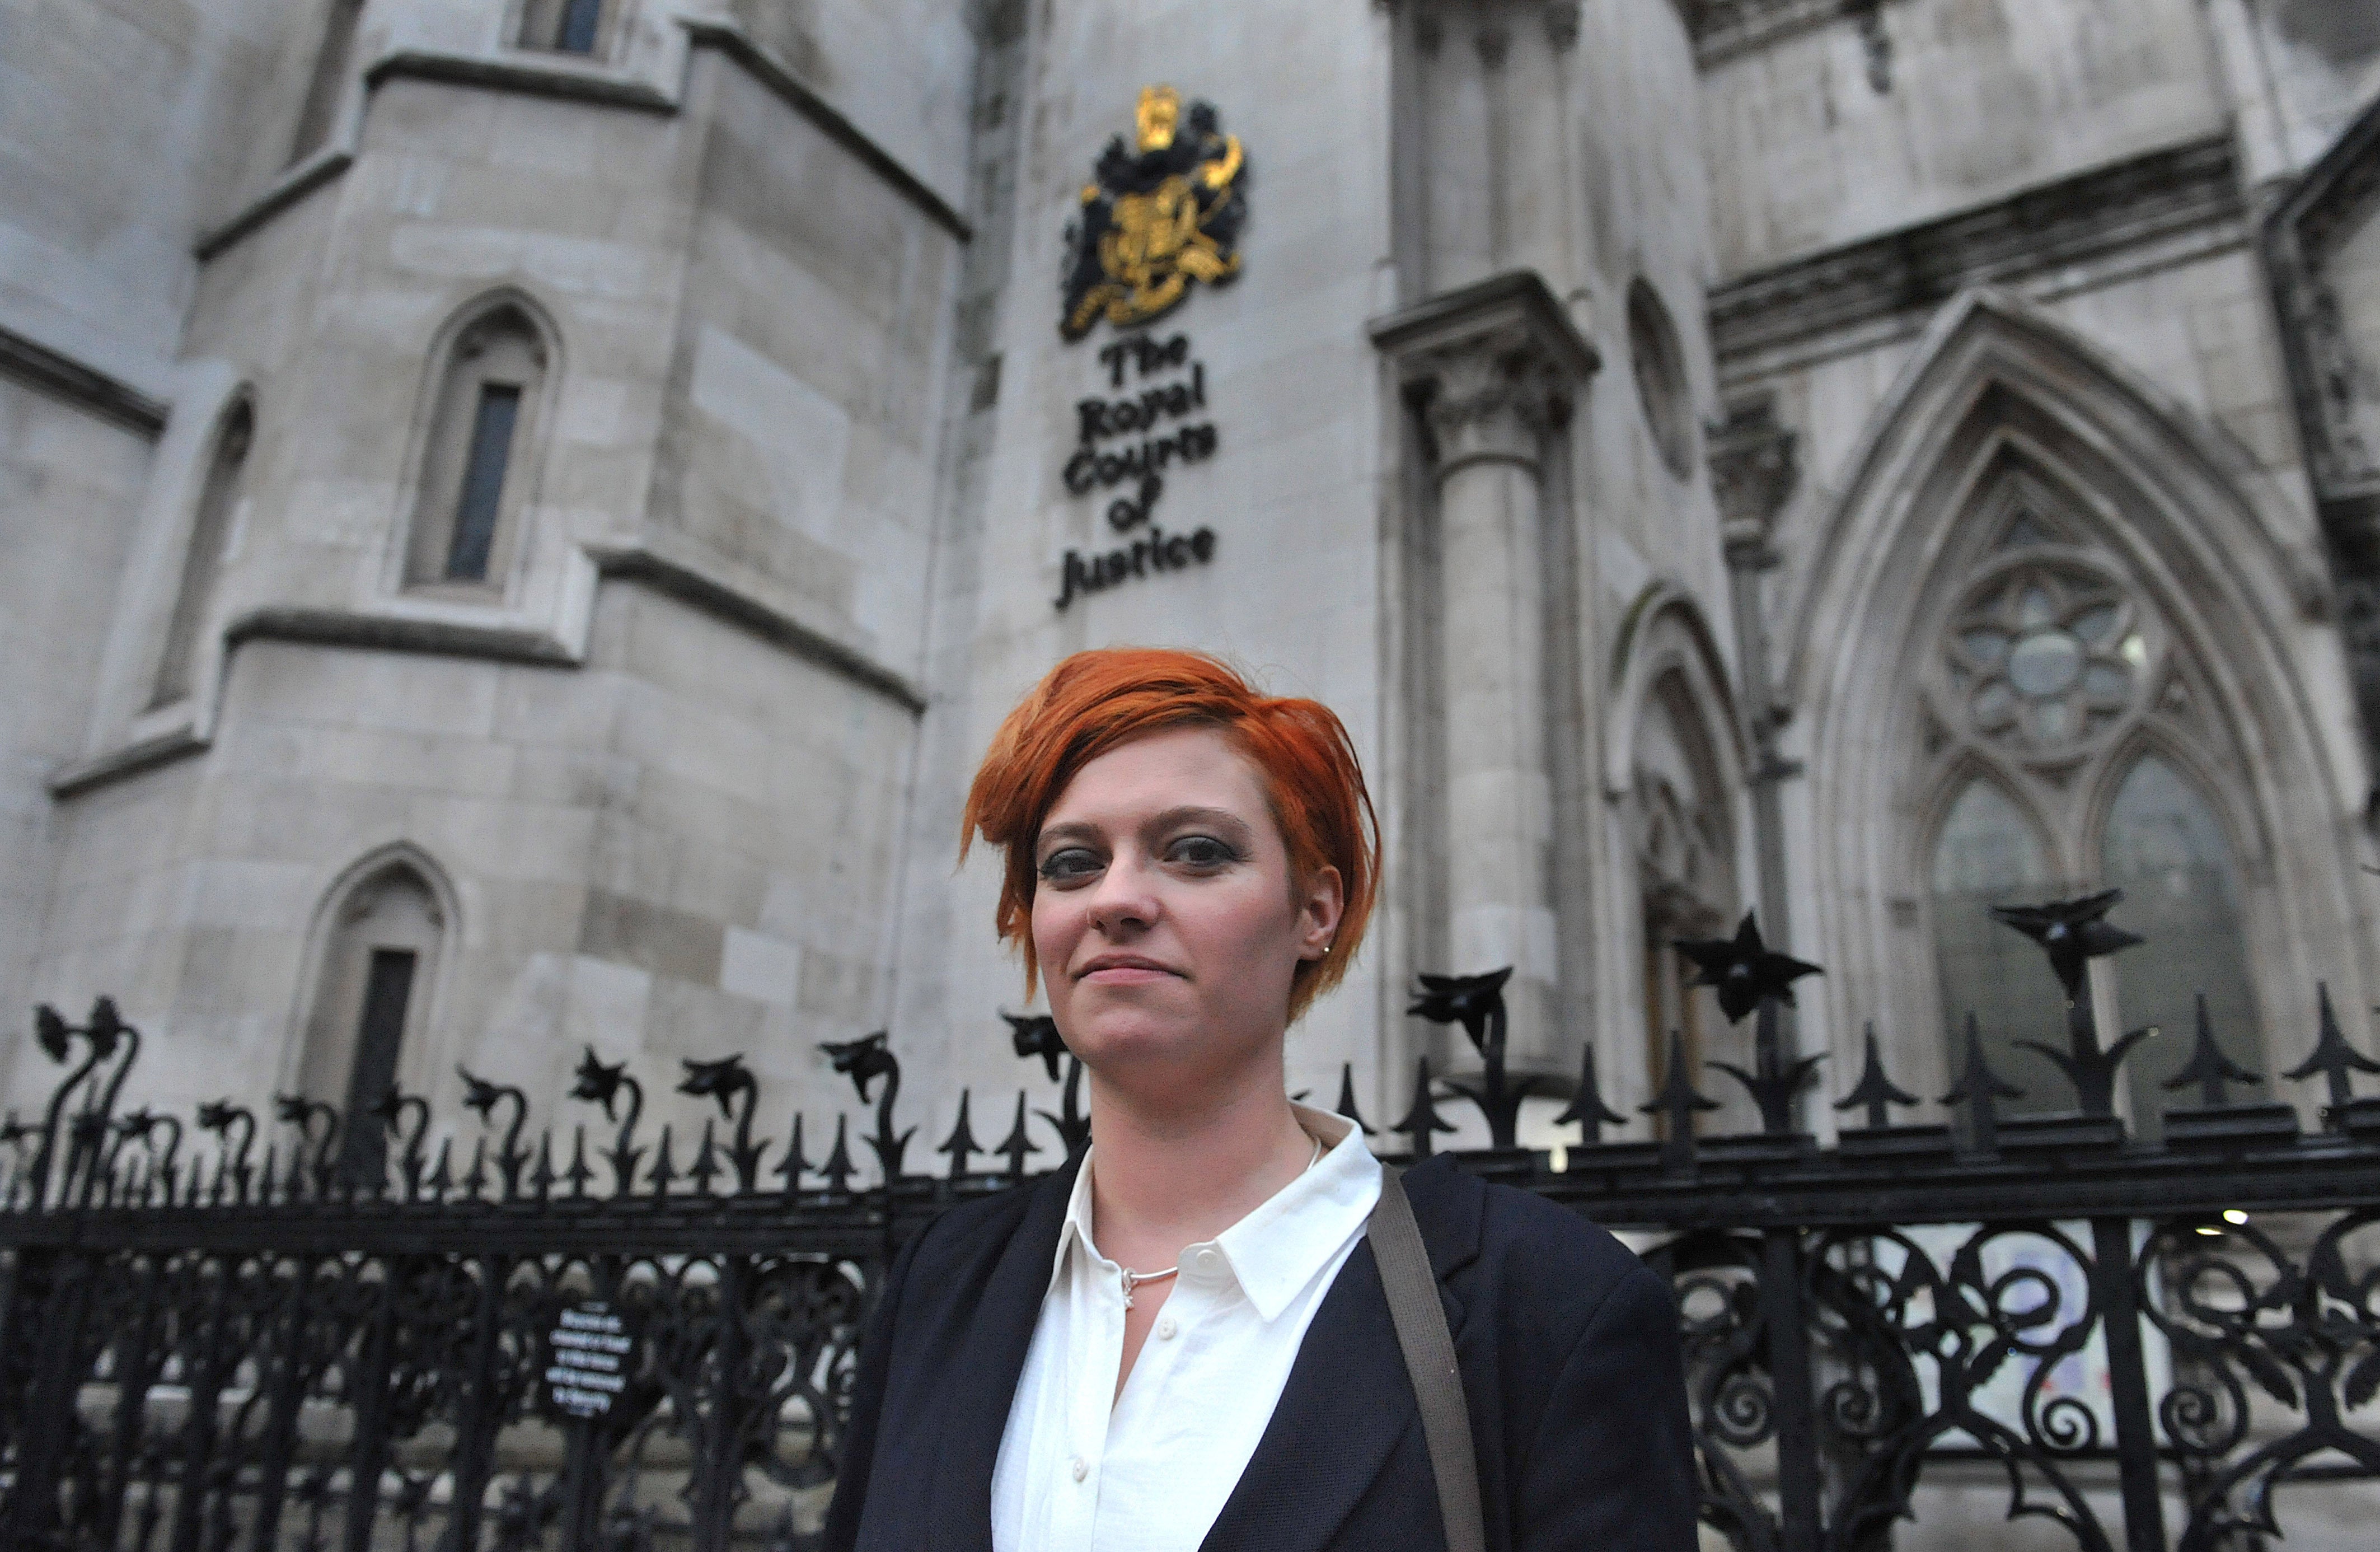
[1085,1065,1315,1257]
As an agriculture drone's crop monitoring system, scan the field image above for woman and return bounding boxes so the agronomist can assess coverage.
[824,648,1696,1552]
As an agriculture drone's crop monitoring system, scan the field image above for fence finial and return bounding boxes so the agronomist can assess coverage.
[1836,1024,1919,1130]
[996,1092,1041,1178]
[1995,890,2152,1116]
[2164,993,2261,1110]
[1554,1042,1625,1145]
[2284,982,2380,1125]
[1989,889,2140,1001]
[1393,1055,1458,1158]
[1332,1061,1377,1137]
[940,1092,983,1179]
[1942,1015,2025,1154]
[1642,1031,1720,1171]
[1412,967,1534,1149]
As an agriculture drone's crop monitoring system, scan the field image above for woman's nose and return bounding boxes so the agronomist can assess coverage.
[1083,857,1160,934]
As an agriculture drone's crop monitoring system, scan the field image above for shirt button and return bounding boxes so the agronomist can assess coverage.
[1156,1316,1178,1340]
[1070,1456,1088,1483]
[1193,1248,1224,1275]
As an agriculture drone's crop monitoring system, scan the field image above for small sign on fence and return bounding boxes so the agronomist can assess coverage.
[541,1299,643,1423]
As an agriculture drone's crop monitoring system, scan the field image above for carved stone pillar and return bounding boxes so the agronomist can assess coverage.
[1708,390,1809,1119]
[1708,391,1801,940]
[1372,272,1599,1073]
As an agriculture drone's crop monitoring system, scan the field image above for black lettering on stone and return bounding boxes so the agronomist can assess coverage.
[1056,334,1220,610]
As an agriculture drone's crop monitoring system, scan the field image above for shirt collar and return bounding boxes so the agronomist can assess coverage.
[1052,1103,1378,1324]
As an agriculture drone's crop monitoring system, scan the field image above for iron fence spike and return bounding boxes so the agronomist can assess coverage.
[819,1115,856,1194]
[531,1129,557,1201]
[647,1125,677,1198]
[1554,1043,1625,1144]
[1942,1014,2025,1155]
[1332,1062,1378,1137]
[995,1093,1040,1179]
[1393,1055,1457,1159]
[1836,1023,1919,1130]
[939,1092,983,1180]
[777,1114,812,1194]
[2164,992,2261,1110]
[1641,1031,1720,1172]
[2283,981,2380,1124]
[564,1125,594,1198]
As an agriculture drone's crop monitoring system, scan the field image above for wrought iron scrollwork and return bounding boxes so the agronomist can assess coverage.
[0,891,2375,1549]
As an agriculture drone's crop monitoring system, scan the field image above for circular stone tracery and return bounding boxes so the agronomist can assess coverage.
[1947,563,2144,757]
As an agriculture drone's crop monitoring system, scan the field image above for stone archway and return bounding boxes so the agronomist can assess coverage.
[1777,288,2370,1110]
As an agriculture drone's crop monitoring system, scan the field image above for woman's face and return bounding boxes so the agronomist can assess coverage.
[1030,726,1342,1096]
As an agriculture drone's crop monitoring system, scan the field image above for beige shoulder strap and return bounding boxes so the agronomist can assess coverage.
[1369,1165,1487,1552]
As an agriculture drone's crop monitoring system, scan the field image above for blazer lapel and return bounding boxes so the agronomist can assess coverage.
[1196,1237,1420,1552]
[1197,1156,1488,1552]
[925,1161,1079,1552]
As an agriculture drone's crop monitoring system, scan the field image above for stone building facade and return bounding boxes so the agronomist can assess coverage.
[2,0,2377,1157]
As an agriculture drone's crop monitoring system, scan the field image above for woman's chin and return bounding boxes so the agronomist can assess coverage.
[1059,1004,1219,1072]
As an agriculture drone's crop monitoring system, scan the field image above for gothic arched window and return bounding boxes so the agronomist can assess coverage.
[1631,668,1740,1129]
[1915,482,2261,1130]
[151,398,253,709]
[298,857,447,1183]
[405,300,552,595]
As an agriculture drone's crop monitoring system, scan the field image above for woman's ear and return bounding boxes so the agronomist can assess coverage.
[1297,864,1345,961]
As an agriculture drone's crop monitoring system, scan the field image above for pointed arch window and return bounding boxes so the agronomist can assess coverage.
[1631,669,1739,1130]
[1914,481,2262,1132]
[151,398,253,709]
[299,860,446,1184]
[406,302,551,595]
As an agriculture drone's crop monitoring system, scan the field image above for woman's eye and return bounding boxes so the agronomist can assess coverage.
[1166,835,1238,869]
[1037,847,1103,884]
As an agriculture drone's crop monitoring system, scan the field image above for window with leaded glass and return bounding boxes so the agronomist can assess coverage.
[1916,480,2260,1134]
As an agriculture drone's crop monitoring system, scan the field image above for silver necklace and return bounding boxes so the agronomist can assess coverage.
[1119,1130,1326,1309]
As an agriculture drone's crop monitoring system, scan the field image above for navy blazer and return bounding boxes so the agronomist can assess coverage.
[822,1153,1699,1552]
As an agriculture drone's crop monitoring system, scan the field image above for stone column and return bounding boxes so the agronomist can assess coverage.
[1372,272,1597,1073]
[1707,391,1801,942]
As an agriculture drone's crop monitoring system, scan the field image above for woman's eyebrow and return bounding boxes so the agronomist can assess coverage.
[1035,820,1103,853]
[1139,805,1253,839]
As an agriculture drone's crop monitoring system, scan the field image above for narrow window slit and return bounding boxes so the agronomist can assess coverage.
[341,948,418,1181]
[448,384,522,581]
[559,0,604,53]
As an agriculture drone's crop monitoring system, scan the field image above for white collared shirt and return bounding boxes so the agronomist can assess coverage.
[988,1104,1381,1552]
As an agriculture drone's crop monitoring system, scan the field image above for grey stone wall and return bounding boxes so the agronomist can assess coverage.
[0,0,2372,1170]
[3,1,969,1132]
[1697,0,2378,1123]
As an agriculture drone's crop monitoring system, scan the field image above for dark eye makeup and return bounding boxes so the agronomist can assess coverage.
[1032,828,1247,886]
[1036,846,1104,883]
[1165,834,1241,868]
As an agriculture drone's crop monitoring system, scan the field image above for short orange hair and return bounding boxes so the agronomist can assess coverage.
[961,648,1379,1022]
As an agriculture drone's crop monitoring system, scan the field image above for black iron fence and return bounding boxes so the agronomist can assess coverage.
[0,893,2376,1550]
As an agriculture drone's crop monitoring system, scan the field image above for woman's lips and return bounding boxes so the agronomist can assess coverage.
[1077,960,1178,984]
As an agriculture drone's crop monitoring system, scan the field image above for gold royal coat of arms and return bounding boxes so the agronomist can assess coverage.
[1061,86,1248,340]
